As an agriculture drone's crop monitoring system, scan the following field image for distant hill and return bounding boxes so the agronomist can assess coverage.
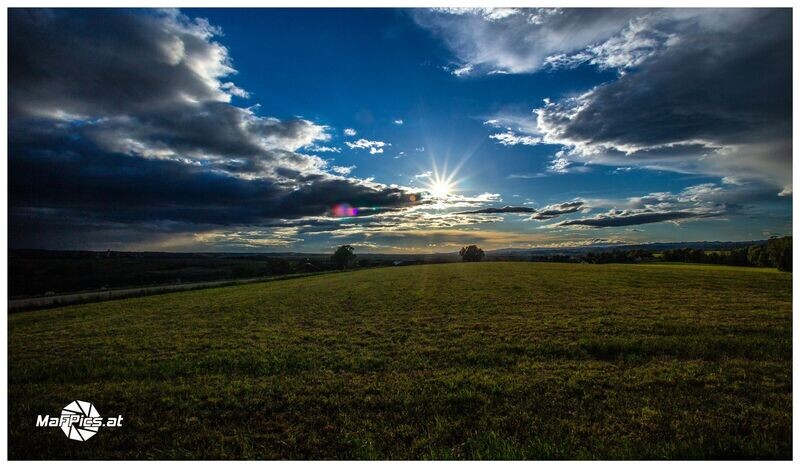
[9,239,769,260]
[485,240,767,258]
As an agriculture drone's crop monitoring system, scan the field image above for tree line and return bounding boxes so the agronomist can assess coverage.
[660,236,791,271]
[333,238,792,272]
[533,249,655,265]
[530,237,791,272]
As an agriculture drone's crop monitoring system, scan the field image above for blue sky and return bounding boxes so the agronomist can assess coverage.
[9,8,792,252]
[190,8,630,198]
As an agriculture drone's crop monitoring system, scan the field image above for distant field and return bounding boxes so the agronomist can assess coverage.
[8,262,791,459]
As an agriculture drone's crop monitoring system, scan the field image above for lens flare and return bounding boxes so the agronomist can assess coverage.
[331,203,358,217]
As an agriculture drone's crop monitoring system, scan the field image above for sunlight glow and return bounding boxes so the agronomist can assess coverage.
[428,178,454,199]
[423,159,463,201]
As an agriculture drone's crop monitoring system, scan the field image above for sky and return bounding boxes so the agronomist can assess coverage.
[8,8,793,253]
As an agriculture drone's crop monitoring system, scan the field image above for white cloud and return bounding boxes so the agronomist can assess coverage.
[393,119,404,125]
[544,16,674,73]
[414,8,643,75]
[429,8,565,25]
[430,8,524,22]
[220,82,250,99]
[305,145,341,153]
[345,138,390,155]
[331,165,355,175]
[489,131,541,146]
[451,64,473,76]
[548,157,570,174]
[343,128,357,136]
[527,8,562,25]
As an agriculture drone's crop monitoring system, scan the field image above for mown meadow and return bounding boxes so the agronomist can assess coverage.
[8,262,792,459]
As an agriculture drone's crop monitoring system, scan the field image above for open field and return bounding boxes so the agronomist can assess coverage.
[8,262,792,459]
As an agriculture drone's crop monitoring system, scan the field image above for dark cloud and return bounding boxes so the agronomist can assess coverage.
[544,182,781,229]
[553,210,718,228]
[535,9,792,191]
[10,9,231,118]
[530,201,584,220]
[8,9,420,248]
[456,205,536,214]
[442,9,792,192]
[9,9,329,169]
[541,10,790,147]
[9,128,416,244]
[456,201,584,219]
[543,181,792,230]
[84,103,328,165]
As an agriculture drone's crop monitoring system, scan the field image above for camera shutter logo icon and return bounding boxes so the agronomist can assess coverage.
[60,400,101,441]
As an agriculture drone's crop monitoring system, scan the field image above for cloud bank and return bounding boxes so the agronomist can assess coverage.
[420,8,792,193]
[457,201,585,220]
[9,9,419,248]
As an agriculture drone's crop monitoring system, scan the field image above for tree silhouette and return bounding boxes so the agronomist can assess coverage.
[766,236,792,272]
[332,245,356,269]
[459,245,485,262]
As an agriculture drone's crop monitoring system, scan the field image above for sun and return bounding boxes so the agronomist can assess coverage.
[421,157,467,201]
[429,178,454,199]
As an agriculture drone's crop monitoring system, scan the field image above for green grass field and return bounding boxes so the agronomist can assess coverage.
[8,262,792,459]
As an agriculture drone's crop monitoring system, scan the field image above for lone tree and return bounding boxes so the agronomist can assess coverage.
[459,245,485,262]
[332,245,356,269]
